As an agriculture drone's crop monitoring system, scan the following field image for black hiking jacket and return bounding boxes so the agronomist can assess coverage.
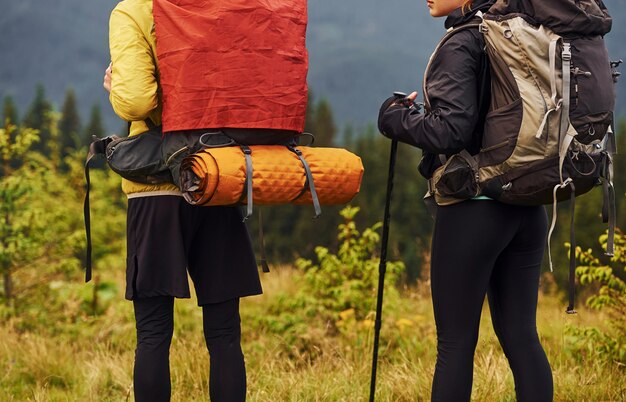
[378,0,494,179]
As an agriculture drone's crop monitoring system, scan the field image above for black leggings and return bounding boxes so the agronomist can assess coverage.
[133,297,246,402]
[430,201,553,402]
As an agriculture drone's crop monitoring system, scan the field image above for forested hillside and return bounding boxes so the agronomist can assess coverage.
[1,4,626,398]
[1,0,625,132]
[1,102,625,400]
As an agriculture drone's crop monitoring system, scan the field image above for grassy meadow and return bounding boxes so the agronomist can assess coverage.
[2,86,626,402]
[1,265,625,402]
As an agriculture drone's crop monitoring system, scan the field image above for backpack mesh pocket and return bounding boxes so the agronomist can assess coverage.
[432,151,480,205]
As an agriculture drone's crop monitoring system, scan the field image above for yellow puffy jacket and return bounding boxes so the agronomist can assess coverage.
[108,0,179,197]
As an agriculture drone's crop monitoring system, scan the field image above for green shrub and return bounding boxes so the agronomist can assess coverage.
[566,230,626,367]
[296,206,404,322]
[253,206,405,359]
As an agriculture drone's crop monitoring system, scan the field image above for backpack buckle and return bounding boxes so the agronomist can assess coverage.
[562,43,572,61]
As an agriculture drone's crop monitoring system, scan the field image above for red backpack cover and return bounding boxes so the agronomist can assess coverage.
[153,0,308,133]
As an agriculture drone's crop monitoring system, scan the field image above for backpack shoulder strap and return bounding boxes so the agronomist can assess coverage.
[422,16,483,112]
[423,15,487,164]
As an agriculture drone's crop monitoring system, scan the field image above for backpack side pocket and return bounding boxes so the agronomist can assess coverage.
[106,128,172,184]
[431,150,480,205]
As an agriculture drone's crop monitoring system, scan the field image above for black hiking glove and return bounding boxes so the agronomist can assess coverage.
[377,95,405,137]
[378,91,421,139]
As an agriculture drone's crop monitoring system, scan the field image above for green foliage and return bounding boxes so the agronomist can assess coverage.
[0,122,41,308]
[3,96,19,126]
[296,206,404,320]
[0,108,126,322]
[0,123,39,168]
[348,126,431,281]
[255,206,404,358]
[567,230,626,366]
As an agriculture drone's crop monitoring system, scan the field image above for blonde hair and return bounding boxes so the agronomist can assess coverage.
[461,0,473,14]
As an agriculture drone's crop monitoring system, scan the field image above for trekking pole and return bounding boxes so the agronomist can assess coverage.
[369,137,397,402]
[370,92,416,401]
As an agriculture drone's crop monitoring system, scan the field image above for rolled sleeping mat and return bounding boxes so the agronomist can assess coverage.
[179,145,364,207]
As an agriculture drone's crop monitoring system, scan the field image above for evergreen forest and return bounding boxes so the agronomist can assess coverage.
[2,0,626,397]
[0,87,625,401]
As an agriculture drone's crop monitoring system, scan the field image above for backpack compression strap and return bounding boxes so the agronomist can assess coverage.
[83,135,118,282]
[83,119,155,282]
[558,43,577,184]
[240,145,254,221]
[602,173,616,257]
[602,171,616,257]
[566,182,577,314]
[289,145,322,218]
[602,124,617,257]
[535,39,563,139]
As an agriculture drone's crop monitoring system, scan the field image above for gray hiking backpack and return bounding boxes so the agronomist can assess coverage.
[429,0,620,312]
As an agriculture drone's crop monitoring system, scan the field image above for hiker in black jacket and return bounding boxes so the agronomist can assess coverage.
[378,0,553,401]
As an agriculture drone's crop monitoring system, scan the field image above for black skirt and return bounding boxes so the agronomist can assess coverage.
[125,195,262,305]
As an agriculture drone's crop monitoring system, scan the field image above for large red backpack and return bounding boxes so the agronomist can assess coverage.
[153,0,308,133]
[85,0,364,281]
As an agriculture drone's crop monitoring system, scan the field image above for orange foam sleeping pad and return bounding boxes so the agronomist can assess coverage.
[179,146,364,207]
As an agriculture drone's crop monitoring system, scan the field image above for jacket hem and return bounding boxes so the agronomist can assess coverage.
[126,190,183,199]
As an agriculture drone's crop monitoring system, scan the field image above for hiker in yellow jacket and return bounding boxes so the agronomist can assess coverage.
[103,1,262,401]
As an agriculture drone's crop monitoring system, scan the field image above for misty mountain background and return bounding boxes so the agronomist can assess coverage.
[0,0,624,135]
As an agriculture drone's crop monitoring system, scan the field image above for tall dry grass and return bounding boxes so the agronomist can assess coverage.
[1,267,625,401]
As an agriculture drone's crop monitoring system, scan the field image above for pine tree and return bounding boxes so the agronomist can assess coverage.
[312,98,336,147]
[0,123,39,307]
[2,96,19,126]
[22,84,53,154]
[58,88,82,156]
[83,104,105,146]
